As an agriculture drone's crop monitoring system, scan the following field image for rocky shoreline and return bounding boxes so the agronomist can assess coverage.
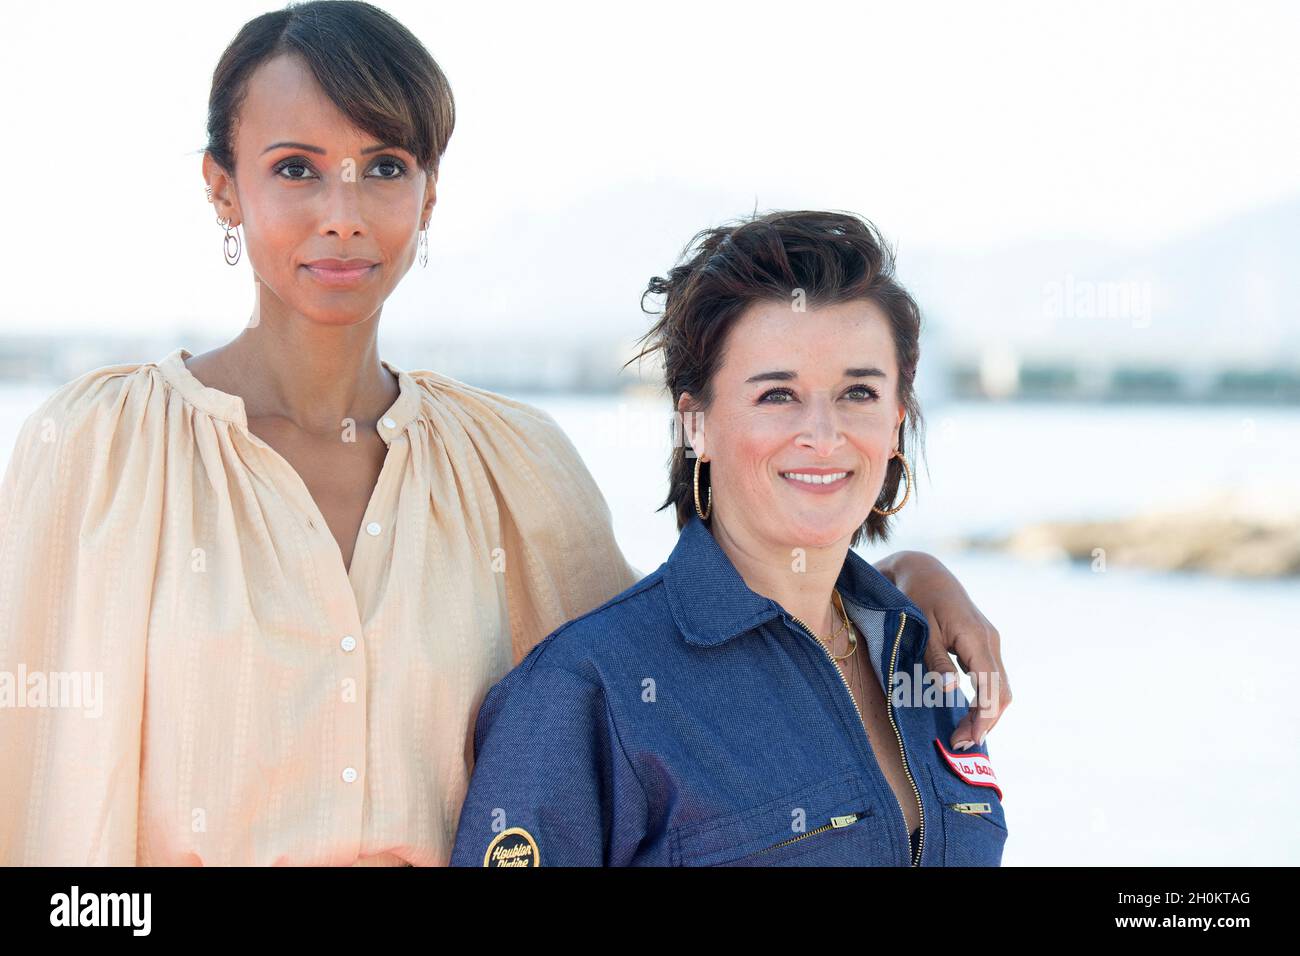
[960,501,1300,578]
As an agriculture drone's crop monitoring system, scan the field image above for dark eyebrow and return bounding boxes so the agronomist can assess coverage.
[744,367,887,384]
[260,141,401,156]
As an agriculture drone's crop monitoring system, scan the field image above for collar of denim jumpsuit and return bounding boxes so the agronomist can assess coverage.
[664,514,928,648]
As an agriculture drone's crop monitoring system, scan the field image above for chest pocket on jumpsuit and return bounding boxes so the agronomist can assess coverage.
[669,770,897,866]
[925,762,1008,866]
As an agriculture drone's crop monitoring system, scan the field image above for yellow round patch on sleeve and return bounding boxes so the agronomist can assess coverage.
[483,827,541,867]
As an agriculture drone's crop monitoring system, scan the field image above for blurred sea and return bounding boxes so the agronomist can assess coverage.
[3,383,1297,865]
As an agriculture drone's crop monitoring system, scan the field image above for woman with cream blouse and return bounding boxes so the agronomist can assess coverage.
[0,1,1010,866]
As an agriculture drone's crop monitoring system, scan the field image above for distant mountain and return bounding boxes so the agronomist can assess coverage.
[901,196,1300,366]
[372,185,1300,371]
[408,180,763,343]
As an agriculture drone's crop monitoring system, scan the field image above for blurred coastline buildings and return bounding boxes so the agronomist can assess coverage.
[0,332,1295,404]
[2,197,1297,404]
[903,195,1300,406]
[0,332,662,396]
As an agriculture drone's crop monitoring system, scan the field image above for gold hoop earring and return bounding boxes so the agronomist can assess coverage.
[871,450,912,516]
[693,456,712,521]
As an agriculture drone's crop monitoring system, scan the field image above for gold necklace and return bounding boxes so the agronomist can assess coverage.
[818,589,857,662]
[847,623,869,714]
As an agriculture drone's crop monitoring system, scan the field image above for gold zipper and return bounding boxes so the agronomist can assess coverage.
[950,802,992,814]
[741,812,863,859]
[885,612,925,865]
[788,609,924,866]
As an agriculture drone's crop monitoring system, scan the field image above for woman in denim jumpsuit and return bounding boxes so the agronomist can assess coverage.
[450,210,1009,867]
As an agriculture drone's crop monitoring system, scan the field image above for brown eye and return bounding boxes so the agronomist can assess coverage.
[370,156,409,179]
[273,158,316,180]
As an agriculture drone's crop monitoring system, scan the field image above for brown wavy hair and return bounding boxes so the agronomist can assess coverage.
[628,209,925,548]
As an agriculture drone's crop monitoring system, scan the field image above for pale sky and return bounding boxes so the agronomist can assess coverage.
[2,0,1297,337]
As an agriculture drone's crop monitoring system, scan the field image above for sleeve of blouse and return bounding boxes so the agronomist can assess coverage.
[496,406,644,667]
[0,366,164,865]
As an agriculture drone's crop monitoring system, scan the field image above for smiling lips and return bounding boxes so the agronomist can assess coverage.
[779,468,854,493]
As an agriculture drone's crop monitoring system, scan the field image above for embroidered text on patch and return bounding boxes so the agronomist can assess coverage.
[933,738,1002,799]
[483,827,541,867]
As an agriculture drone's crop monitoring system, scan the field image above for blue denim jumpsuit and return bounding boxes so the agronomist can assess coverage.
[450,515,1008,866]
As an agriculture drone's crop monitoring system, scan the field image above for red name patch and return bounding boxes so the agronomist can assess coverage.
[933,738,1002,799]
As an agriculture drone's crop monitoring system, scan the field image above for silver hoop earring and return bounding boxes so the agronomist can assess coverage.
[418,224,428,268]
[218,216,241,266]
[206,184,241,266]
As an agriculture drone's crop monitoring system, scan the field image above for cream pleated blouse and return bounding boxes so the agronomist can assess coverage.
[0,347,641,865]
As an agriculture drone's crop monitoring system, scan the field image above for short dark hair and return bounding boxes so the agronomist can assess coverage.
[204,0,455,179]
[630,209,925,549]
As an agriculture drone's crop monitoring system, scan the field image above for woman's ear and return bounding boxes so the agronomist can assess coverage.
[423,171,437,220]
[677,391,707,461]
[202,152,241,227]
